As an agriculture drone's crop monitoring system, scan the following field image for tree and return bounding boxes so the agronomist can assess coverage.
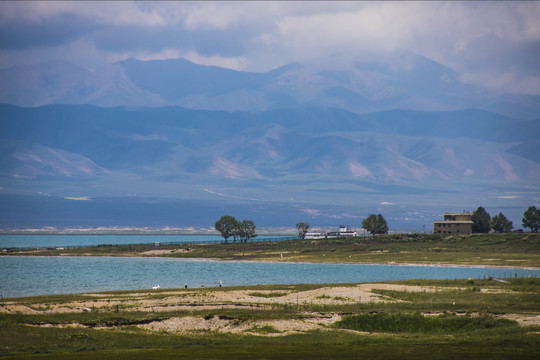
[362,214,388,235]
[296,222,310,239]
[238,219,257,243]
[215,215,239,243]
[522,206,540,232]
[471,207,491,233]
[491,212,513,233]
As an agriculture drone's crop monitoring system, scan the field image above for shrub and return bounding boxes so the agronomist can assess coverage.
[247,325,281,334]
[248,292,288,298]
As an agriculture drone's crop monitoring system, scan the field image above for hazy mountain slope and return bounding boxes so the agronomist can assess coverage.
[1,104,538,200]
[1,54,538,119]
[355,109,540,142]
[0,61,90,107]
[0,139,110,178]
[119,58,266,100]
[507,138,540,164]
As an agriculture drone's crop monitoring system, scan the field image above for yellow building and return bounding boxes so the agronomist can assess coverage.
[433,212,473,234]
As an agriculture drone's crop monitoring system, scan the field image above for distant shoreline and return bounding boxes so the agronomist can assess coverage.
[0,228,298,236]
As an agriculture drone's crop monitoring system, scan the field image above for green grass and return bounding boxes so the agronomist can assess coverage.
[1,327,539,360]
[246,325,281,334]
[6,233,540,267]
[334,312,518,333]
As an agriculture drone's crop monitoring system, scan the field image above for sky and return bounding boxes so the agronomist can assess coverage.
[0,1,539,95]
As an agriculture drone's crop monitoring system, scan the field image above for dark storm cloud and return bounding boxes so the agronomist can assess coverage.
[0,13,98,50]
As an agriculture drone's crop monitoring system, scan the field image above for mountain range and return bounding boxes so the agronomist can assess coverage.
[0,54,539,229]
[2,53,540,119]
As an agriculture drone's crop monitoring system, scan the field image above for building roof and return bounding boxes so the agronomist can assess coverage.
[433,220,473,224]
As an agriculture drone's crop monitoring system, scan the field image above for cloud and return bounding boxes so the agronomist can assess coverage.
[0,1,538,93]
[64,196,92,201]
[0,1,167,27]
[130,48,182,62]
[460,71,540,96]
[183,51,250,71]
[0,13,97,50]
[272,3,423,57]
[181,2,243,30]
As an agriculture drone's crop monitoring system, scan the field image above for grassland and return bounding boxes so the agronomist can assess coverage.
[1,278,539,359]
[6,233,540,268]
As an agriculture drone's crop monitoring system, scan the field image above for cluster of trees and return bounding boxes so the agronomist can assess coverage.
[215,215,257,243]
[471,205,540,233]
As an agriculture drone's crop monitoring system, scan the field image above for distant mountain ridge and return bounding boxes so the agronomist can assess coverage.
[1,54,539,119]
[1,104,538,206]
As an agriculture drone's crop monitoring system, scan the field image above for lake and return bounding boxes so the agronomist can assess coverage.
[1,256,539,299]
[0,234,291,249]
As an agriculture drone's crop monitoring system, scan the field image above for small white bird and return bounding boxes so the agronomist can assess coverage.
[152,285,160,290]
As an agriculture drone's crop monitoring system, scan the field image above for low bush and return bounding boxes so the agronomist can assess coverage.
[246,325,281,334]
[248,292,288,298]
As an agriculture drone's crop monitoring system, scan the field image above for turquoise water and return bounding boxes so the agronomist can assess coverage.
[0,235,289,249]
[1,256,539,299]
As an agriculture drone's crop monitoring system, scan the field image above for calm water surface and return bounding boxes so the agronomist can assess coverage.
[0,235,288,248]
[1,256,539,298]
